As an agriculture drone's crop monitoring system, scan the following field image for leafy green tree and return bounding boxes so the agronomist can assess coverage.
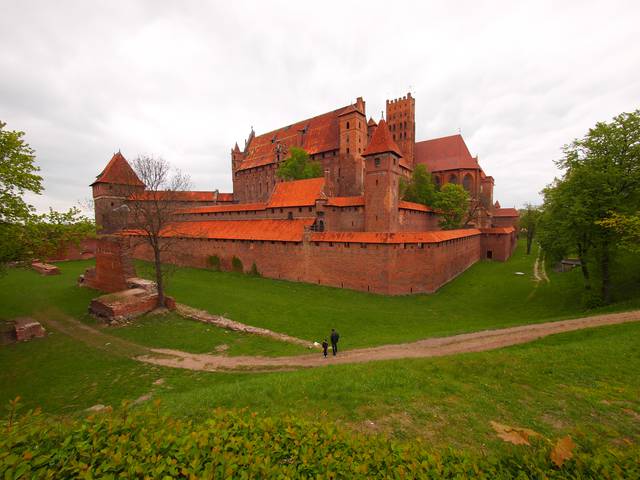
[434,183,470,230]
[401,164,436,206]
[22,208,95,260]
[519,204,541,255]
[538,109,640,303]
[276,147,323,181]
[597,212,640,253]
[0,121,43,223]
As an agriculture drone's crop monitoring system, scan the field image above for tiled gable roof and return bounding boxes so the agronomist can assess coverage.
[414,134,479,172]
[399,201,433,212]
[91,152,144,187]
[176,202,267,215]
[237,104,358,172]
[123,219,314,242]
[130,191,221,202]
[362,119,402,157]
[493,208,519,217]
[326,196,365,207]
[267,177,325,208]
[311,229,481,244]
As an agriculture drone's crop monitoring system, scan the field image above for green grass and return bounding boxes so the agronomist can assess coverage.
[136,241,640,348]
[108,312,309,356]
[1,243,639,453]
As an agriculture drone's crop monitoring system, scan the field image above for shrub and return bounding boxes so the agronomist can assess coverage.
[1,405,638,479]
[249,262,260,276]
[207,254,221,271]
[231,256,243,273]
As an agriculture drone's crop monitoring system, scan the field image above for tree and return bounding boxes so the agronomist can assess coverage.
[538,109,640,303]
[276,147,323,181]
[519,204,541,255]
[401,164,436,206]
[433,183,470,230]
[0,121,43,223]
[597,212,640,253]
[126,156,191,308]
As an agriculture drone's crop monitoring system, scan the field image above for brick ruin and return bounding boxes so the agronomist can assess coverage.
[80,236,175,323]
[91,93,519,295]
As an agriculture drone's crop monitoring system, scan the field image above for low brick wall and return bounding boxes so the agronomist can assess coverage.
[126,230,513,295]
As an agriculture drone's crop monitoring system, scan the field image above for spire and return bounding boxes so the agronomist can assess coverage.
[367,117,377,127]
[362,119,402,157]
[233,142,240,153]
[90,151,144,187]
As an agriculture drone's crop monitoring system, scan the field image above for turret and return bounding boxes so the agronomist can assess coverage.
[90,152,145,233]
[362,119,402,232]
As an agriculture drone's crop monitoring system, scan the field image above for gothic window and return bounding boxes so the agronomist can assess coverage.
[346,121,350,129]
[463,174,473,191]
[287,211,293,220]
[448,174,458,184]
[375,158,380,167]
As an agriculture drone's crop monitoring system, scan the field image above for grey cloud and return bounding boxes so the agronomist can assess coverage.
[1,0,639,214]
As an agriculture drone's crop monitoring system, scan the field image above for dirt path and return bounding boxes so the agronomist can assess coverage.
[138,310,640,372]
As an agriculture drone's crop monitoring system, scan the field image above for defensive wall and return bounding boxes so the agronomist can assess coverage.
[125,226,516,295]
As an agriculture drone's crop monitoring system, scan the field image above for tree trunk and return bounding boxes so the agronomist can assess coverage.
[577,242,591,290]
[526,230,534,255]
[153,244,165,308]
[600,243,611,304]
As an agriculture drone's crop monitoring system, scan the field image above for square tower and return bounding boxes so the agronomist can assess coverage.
[386,93,415,168]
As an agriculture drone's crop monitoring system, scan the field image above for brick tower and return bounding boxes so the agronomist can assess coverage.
[91,152,145,233]
[337,97,367,195]
[362,119,402,232]
[385,93,415,168]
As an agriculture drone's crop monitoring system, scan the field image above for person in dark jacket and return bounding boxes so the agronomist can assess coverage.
[330,329,340,356]
[322,339,329,358]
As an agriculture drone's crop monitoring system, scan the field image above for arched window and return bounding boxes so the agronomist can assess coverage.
[463,174,473,192]
[434,176,441,188]
[448,174,458,184]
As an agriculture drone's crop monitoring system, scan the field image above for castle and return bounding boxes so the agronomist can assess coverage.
[92,93,518,295]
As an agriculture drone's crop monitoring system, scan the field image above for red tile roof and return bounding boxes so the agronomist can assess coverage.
[311,229,481,244]
[414,134,479,172]
[267,177,325,208]
[176,202,267,215]
[130,191,221,202]
[399,201,433,212]
[480,227,516,234]
[124,219,315,242]
[325,196,365,207]
[237,104,359,172]
[217,193,234,202]
[493,208,519,217]
[362,119,402,157]
[91,152,144,187]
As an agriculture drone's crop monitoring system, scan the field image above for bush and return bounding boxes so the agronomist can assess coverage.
[1,405,638,479]
[207,254,221,271]
[249,262,260,276]
[582,291,605,309]
[231,256,243,273]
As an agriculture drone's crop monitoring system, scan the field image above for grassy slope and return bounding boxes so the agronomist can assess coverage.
[144,241,640,347]
[1,244,639,452]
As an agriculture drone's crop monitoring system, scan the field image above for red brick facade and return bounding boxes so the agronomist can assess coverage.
[92,93,518,295]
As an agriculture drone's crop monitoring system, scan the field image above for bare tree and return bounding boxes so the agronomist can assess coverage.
[126,155,191,308]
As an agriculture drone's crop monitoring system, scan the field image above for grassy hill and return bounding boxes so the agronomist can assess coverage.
[0,239,639,456]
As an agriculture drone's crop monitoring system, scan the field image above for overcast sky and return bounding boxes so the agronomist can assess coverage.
[1,0,639,214]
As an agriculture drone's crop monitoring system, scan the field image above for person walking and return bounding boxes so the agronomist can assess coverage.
[330,328,340,356]
[322,339,329,358]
